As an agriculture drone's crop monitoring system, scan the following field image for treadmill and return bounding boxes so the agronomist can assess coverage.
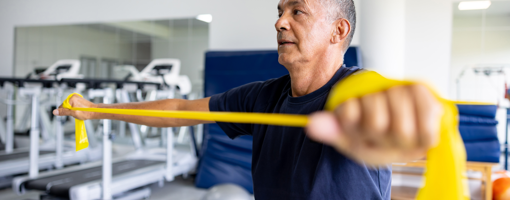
[0,78,92,187]
[14,78,198,200]
[0,78,22,154]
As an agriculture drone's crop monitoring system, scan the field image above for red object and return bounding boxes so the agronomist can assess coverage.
[493,171,510,200]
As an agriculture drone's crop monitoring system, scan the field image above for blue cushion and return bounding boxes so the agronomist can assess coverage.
[195,124,254,192]
[464,140,500,163]
[344,46,362,68]
[456,104,498,118]
[458,116,498,126]
[458,124,498,142]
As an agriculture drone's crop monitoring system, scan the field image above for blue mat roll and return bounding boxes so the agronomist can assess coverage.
[456,104,498,118]
[464,140,501,163]
[458,115,498,126]
[459,124,498,142]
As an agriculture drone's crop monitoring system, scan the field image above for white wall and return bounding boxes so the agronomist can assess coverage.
[404,0,453,97]
[359,0,406,79]
[14,25,134,77]
[359,0,453,96]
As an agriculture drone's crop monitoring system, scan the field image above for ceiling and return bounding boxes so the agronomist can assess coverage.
[453,1,510,17]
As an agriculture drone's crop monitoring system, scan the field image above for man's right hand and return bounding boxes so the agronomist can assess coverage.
[53,94,97,120]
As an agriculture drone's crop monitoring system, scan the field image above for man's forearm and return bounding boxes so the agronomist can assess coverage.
[90,97,212,127]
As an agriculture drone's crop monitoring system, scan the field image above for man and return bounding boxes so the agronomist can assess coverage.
[54,0,441,199]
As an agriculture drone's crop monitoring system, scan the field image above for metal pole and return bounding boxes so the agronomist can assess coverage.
[165,127,174,182]
[102,90,112,200]
[5,89,14,153]
[165,87,175,181]
[55,89,63,169]
[115,89,126,137]
[120,90,143,151]
[29,94,40,178]
[505,108,509,170]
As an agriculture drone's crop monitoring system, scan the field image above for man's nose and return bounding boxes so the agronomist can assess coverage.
[275,14,290,32]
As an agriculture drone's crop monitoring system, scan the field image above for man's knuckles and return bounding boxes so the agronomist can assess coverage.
[360,93,390,135]
[335,98,361,129]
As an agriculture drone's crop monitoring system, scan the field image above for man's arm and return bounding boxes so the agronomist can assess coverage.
[53,95,213,127]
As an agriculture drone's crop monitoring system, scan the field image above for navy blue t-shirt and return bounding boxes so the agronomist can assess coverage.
[209,66,391,200]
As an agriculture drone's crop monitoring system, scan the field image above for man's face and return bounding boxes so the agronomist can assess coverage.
[276,0,332,67]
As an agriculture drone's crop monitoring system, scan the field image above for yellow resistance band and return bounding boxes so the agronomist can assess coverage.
[63,71,468,200]
[62,93,89,151]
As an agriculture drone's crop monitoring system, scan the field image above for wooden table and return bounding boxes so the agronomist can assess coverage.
[391,160,498,200]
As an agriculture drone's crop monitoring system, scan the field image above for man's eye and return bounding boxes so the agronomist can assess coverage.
[294,10,303,15]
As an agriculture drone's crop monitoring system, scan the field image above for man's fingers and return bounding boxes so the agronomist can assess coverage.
[307,112,349,151]
[359,92,390,146]
[386,86,417,149]
[410,84,442,149]
[334,98,361,133]
[53,107,72,117]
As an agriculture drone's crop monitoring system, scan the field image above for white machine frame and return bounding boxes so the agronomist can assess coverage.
[39,59,83,80]
[0,81,93,179]
[116,58,192,95]
[13,80,197,200]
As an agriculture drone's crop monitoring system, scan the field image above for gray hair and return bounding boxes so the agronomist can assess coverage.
[322,0,356,50]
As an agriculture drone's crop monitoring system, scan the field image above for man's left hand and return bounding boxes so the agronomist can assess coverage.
[306,84,443,165]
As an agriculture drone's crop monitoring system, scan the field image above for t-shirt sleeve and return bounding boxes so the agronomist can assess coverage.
[209,81,266,139]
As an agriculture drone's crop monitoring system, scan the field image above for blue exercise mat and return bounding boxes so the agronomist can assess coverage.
[458,124,498,142]
[456,104,498,118]
[464,140,501,163]
[458,115,498,126]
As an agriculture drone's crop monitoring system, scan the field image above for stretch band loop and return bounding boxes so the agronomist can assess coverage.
[62,93,89,152]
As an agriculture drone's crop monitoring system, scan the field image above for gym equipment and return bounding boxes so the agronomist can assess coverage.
[343,46,363,68]
[115,58,192,95]
[26,60,83,81]
[201,184,252,200]
[13,78,198,200]
[456,65,509,169]
[0,78,20,153]
[0,78,93,188]
[113,59,193,142]
[59,70,470,200]
[456,104,500,163]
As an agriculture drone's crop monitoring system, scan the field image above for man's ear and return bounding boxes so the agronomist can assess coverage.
[331,18,351,44]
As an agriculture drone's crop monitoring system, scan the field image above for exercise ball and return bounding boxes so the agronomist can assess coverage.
[493,171,510,200]
[201,184,252,200]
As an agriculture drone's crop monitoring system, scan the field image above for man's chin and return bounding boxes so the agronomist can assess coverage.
[277,54,294,66]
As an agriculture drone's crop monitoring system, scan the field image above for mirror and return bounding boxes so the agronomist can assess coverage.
[14,18,209,93]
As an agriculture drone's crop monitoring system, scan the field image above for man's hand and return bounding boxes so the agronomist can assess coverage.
[306,84,443,165]
[53,95,97,120]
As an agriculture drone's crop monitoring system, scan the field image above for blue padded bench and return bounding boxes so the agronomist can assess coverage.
[456,104,500,163]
